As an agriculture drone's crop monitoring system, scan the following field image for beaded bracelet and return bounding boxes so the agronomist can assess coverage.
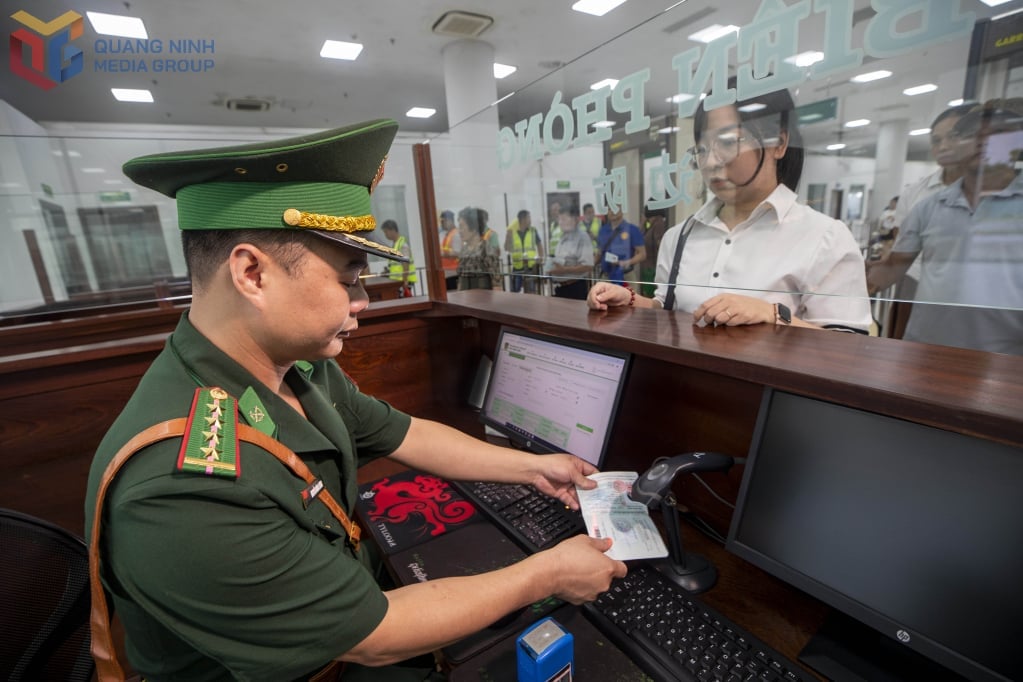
[623,283,636,307]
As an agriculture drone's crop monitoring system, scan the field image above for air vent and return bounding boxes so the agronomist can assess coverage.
[432,10,494,38]
[225,97,272,112]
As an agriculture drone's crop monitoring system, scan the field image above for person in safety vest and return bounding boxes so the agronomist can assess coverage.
[504,209,545,294]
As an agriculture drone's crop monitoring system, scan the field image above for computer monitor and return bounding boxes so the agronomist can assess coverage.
[727,388,1023,682]
[479,327,631,469]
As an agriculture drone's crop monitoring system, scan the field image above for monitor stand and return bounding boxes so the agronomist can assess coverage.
[799,612,964,682]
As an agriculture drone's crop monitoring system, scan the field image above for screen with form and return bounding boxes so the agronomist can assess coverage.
[727,389,1023,682]
[479,327,630,468]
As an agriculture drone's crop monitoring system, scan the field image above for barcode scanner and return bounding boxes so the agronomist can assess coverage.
[629,452,738,508]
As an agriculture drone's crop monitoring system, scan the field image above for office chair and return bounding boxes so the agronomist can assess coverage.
[0,509,95,682]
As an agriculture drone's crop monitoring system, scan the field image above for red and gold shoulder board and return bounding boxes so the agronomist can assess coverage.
[176,387,241,479]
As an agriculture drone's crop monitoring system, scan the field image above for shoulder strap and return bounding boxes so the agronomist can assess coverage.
[89,419,360,681]
[663,216,696,312]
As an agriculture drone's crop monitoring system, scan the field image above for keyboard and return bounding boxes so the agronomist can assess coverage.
[453,480,585,553]
[584,564,812,682]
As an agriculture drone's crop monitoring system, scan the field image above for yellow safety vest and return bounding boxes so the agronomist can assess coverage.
[386,235,417,283]
[510,229,538,269]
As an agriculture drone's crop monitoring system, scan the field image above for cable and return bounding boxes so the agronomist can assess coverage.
[692,473,736,510]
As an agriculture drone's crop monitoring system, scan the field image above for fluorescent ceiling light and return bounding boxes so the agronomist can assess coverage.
[406,107,436,118]
[800,113,824,122]
[784,51,824,68]
[910,128,931,136]
[86,11,148,39]
[738,103,767,113]
[994,7,1023,20]
[80,168,106,173]
[571,0,628,17]
[593,120,615,128]
[112,88,153,103]
[666,92,706,104]
[845,119,871,128]
[826,143,846,151]
[493,63,517,79]
[850,70,892,83]
[979,0,1013,6]
[688,24,740,43]
[657,126,679,134]
[590,78,619,90]
[320,40,363,61]
[903,83,938,96]
[948,98,966,107]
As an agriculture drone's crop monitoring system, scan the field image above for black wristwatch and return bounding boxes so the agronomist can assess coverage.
[774,303,792,326]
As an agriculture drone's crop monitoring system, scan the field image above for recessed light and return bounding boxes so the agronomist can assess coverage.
[493,63,517,79]
[320,40,363,61]
[593,121,615,128]
[845,119,871,128]
[738,103,767,113]
[903,83,938,96]
[80,168,106,174]
[783,51,824,68]
[571,0,628,17]
[850,70,892,83]
[979,0,1012,6]
[86,11,148,39]
[688,24,740,44]
[590,78,619,91]
[826,143,846,151]
[657,126,679,134]
[910,128,931,136]
[112,88,154,103]
[406,107,436,119]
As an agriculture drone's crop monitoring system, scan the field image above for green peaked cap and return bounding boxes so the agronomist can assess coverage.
[122,118,407,261]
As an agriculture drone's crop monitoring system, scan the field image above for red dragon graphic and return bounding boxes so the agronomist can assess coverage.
[366,474,476,537]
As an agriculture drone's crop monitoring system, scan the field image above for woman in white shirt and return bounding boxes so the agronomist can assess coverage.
[588,85,871,333]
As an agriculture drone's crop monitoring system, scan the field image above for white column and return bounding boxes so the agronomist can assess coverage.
[869,119,909,221]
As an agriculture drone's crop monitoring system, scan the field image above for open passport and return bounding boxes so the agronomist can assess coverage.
[575,471,669,561]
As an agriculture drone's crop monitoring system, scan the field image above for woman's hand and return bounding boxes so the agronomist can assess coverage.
[587,282,631,310]
[693,293,774,326]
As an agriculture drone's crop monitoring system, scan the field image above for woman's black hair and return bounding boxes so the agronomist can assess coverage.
[932,103,975,129]
[458,206,488,236]
[692,77,804,191]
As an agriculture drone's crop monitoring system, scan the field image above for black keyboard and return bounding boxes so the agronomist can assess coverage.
[584,564,812,682]
[453,480,585,553]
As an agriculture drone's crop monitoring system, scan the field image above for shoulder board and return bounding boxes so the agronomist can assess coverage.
[176,387,240,479]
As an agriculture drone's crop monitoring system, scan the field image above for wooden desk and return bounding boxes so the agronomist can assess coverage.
[364,275,403,302]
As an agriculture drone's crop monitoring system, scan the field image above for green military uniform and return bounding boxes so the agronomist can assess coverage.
[83,120,439,681]
[85,315,411,680]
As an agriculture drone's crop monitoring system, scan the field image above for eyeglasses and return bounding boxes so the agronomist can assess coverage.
[687,129,756,167]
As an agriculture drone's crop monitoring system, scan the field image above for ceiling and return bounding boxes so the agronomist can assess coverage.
[2,0,1020,159]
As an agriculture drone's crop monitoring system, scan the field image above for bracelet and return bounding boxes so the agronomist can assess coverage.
[623,284,636,307]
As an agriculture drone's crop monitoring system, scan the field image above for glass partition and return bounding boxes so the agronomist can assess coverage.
[430,0,1023,356]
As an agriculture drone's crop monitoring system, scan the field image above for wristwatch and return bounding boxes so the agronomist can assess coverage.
[774,303,792,326]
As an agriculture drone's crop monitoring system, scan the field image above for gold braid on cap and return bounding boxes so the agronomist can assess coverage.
[282,208,376,233]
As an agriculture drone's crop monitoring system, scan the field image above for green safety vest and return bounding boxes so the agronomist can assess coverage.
[386,235,417,283]
[510,229,539,269]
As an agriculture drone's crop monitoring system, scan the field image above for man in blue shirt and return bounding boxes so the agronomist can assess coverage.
[596,208,646,285]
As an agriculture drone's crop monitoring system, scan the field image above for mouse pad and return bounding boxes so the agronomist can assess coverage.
[387,521,562,664]
[356,469,484,555]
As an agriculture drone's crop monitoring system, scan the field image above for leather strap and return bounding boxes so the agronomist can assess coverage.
[89,419,360,681]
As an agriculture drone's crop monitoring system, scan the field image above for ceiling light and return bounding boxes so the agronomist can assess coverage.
[80,168,106,174]
[112,88,153,103]
[850,70,892,83]
[657,126,679,134]
[666,93,693,104]
[591,78,619,90]
[493,63,517,79]
[320,40,363,61]
[783,51,824,68]
[844,119,871,128]
[688,24,740,43]
[979,0,1013,6]
[903,83,938,96]
[593,121,615,128]
[571,0,628,17]
[406,107,436,119]
[738,103,767,113]
[910,128,931,136]
[86,11,148,39]
[948,98,965,106]
[104,179,125,185]
[826,143,846,151]
[994,7,1023,20]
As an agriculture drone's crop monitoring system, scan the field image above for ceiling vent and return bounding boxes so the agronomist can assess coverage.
[432,11,494,38]
[225,97,272,112]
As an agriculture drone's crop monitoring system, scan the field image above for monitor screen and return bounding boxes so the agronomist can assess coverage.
[727,389,1023,682]
[479,327,630,469]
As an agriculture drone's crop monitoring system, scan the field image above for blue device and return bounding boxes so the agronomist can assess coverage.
[516,616,574,682]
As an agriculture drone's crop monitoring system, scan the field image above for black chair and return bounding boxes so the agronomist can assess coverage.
[0,509,94,682]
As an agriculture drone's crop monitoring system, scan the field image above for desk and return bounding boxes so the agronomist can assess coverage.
[364,275,403,302]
